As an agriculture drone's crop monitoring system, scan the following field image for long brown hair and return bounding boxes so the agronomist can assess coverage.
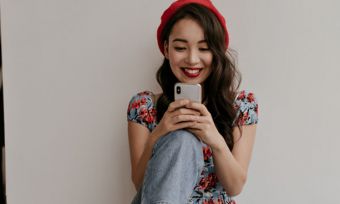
[156,3,243,150]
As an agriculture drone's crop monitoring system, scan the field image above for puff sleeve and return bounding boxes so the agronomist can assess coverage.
[127,91,157,132]
[233,90,259,126]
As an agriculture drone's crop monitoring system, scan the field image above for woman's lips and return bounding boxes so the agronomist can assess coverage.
[182,68,202,78]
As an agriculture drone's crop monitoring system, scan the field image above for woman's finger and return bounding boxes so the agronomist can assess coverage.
[170,107,201,117]
[173,121,196,130]
[185,102,210,116]
[171,114,198,124]
[191,115,210,123]
[167,99,190,112]
[186,121,205,130]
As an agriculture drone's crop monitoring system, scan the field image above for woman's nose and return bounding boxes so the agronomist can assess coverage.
[185,50,200,65]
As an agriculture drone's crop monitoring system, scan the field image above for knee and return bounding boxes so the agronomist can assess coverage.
[161,129,200,147]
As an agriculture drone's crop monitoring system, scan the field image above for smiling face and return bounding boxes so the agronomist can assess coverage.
[164,18,213,84]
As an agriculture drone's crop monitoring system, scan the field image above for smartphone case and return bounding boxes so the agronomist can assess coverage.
[174,83,202,103]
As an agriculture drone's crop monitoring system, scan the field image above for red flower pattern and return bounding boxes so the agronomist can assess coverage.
[139,108,148,118]
[237,90,246,100]
[235,90,258,126]
[145,113,154,123]
[140,97,147,105]
[198,173,218,191]
[129,93,158,125]
[131,100,140,110]
[247,92,255,102]
[203,146,212,161]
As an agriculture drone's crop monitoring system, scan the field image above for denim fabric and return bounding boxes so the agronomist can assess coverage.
[131,130,204,204]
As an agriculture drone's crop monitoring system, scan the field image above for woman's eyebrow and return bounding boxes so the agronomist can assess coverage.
[172,38,207,43]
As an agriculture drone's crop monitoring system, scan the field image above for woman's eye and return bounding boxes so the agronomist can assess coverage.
[174,47,186,51]
[199,48,210,51]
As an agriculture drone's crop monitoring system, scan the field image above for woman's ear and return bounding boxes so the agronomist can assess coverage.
[164,41,169,59]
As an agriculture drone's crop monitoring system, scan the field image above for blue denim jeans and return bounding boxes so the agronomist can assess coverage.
[131,130,204,204]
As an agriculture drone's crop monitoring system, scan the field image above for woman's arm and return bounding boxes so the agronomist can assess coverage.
[211,124,257,196]
[128,121,161,190]
[184,98,258,196]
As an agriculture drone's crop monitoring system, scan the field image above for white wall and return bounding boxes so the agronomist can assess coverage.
[1,0,340,203]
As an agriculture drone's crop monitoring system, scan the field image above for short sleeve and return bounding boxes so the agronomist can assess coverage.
[127,91,157,132]
[233,90,259,126]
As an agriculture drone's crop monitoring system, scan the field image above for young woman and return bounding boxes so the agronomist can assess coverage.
[127,0,259,203]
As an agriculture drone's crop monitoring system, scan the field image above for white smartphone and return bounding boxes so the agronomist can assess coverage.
[174,83,202,103]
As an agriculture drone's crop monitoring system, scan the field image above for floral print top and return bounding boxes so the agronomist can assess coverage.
[127,90,259,204]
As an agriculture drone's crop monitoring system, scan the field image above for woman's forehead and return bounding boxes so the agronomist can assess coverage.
[169,18,206,43]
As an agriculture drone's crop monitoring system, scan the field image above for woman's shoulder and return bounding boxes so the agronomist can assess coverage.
[233,89,259,126]
[132,90,155,98]
[127,90,161,105]
[127,90,155,108]
[234,90,258,103]
[127,90,158,132]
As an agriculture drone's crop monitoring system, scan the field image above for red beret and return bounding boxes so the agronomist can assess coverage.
[157,0,229,55]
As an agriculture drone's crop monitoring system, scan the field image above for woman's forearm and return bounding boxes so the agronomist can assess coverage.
[132,131,160,190]
[211,138,247,196]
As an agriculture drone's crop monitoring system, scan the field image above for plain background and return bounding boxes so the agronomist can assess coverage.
[1,0,340,203]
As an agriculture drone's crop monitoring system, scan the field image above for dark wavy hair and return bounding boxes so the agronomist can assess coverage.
[156,3,243,150]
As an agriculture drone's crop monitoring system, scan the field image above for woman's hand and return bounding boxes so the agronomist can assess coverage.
[185,102,225,149]
[150,99,201,143]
